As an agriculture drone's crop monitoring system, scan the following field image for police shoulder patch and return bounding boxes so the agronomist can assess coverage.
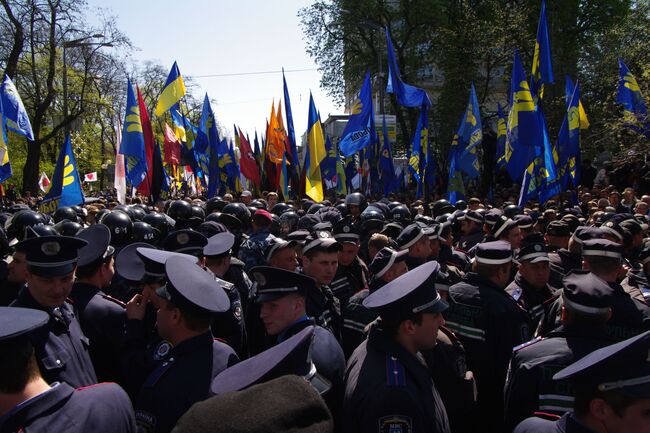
[135,410,156,433]
[153,340,173,361]
[379,415,412,433]
[385,355,406,387]
[513,336,542,352]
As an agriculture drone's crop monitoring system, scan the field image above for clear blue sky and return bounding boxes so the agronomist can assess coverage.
[86,0,341,140]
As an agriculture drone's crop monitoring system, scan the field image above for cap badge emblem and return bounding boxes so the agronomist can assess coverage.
[177,233,190,245]
[41,241,61,256]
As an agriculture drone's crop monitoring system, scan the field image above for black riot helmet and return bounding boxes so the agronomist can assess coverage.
[271,202,292,216]
[279,211,300,234]
[53,221,83,237]
[391,205,411,224]
[142,212,170,240]
[205,197,227,214]
[130,206,147,221]
[7,210,46,241]
[345,193,368,217]
[167,200,193,229]
[432,200,455,218]
[503,204,523,219]
[360,208,385,233]
[222,203,251,229]
[53,206,79,224]
[132,221,160,245]
[100,210,133,247]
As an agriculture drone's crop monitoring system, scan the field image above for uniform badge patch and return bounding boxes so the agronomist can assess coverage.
[379,415,412,433]
[153,340,173,361]
[135,410,156,433]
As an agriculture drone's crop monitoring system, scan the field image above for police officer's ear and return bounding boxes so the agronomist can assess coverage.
[399,318,418,336]
[588,398,612,422]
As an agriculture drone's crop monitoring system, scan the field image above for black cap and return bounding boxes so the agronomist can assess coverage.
[380,222,404,239]
[163,229,208,256]
[0,307,49,341]
[396,223,426,250]
[76,224,115,268]
[513,214,535,229]
[553,330,650,397]
[460,210,484,224]
[251,266,316,302]
[302,231,341,255]
[264,237,297,262]
[136,247,198,280]
[475,240,513,265]
[364,262,448,320]
[491,215,517,238]
[333,219,360,244]
[639,244,650,266]
[115,242,152,281]
[546,221,571,237]
[582,239,623,260]
[210,326,330,395]
[156,255,230,315]
[571,226,603,244]
[203,232,235,258]
[287,230,310,244]
[369,247,408,279]
[600,219,624,241]
[18,235,87,277]
[562,270,614,315]
[516,242,549,263]
[484,208,503,227]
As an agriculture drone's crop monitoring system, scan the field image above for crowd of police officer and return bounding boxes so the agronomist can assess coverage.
[1,189,650,433]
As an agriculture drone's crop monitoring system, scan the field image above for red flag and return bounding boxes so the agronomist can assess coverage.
[163,123,181,165]
[136,85,154,196]
[237,128,260,186]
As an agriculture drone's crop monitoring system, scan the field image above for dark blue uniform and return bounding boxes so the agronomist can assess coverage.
[237,229,273,271]
[343,322,451,433]
[445,272,531,433]
[330,256,368,308]
[341,278,383,358]
[134,331,239,433]
[11,288,97,388]
[69,282,126,383]
[622,268,650,303]
[514,412,591,433]
[506,272,558,329]
[504,324,614,431]
[0,382,135,433]
[208,274,246,357]
[305,282,342,341]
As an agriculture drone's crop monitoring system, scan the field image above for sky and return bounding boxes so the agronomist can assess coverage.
[86,0,342,140]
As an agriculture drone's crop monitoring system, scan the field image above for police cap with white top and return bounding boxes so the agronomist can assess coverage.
[163,229,208,257]
[76,224,115,268]
[251,265,315,302]
[396,223,426,250]
[17,234,87,277]
[203,232,236,258]
[581,239,623,260]
[369,247,409,279]
[561,270,614,316]
[474,240,513,265]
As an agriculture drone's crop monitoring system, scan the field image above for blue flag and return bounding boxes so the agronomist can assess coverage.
[455,83,482,179]
[385,28,431,108]
[1,75,33,140]
[409,107,428,197]
[379,114,398,195]
[40,135,84,212]
[322,134,337,184]
[505,50,544,181]
[496,102,507,169]
[196,93,219,182]
[531,0,554,99]
[0,91,12,183]
[554,80,581,189]
[282,69,300,172]
[447,137,466,205]
[119,79,147,188]
[339,71,374,156]
[617,58,649,134]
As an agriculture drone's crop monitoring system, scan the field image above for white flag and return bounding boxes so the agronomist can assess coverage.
[84,172,98,182]
[114,122,127,204]
[38,171,51,193]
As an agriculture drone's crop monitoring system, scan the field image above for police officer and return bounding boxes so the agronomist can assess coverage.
[396,223,431,270]
[504,271,616,431]
[548,226,603,287]
[0,232,27,306]
[0,307,135,432]
[622,244,650,303]
[491,215,523,251]
[342,247,408,358]
[343,262,450,433]
[202,232,247,357]
[538,239,650,341]
[238,209,275,271]
[265,237,299,271]
[331,218,369,308]
[514,330,650,433]
[10,233,98,388]
[545,220,571,252]
[134,256,239,433]
[69,224,126,383]
[300,231,343,340]
[250,266,345,426]
[457,210,484,252]
[445,241,530,433]
[506,240,559,328]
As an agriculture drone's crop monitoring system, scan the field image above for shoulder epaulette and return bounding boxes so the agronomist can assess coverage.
[143,357,175,388]
[531,411,561,421]
[100,293,126,308]
[385,355,406,387]
[513,336,543,352]
[542,292,562,306]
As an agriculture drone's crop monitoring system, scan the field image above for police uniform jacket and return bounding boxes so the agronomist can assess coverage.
[506,272,558,329]
[504,324,614,432]
[445,272,530,433]
[0,382,135,433]
[622,269,650,303]
[537,281,650,341]
[457,229,484,253]
[134,331,239,433]
[330,256,368,309]
[205,270,246,358]
[341,279,384,358]
[10,288,97,388]
[237,229,274,272]
[305,282,342,341]
[343,321,451,433]
[69,282,126,383]
[223,257,253,314]
[548,249,581,284]
[514,412,594,433]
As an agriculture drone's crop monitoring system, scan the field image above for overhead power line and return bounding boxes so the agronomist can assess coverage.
[189,68,318,79]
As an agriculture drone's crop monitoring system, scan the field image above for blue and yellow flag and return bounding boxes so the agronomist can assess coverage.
[305,93,326,202]
[1,75,33,140]
[322,134,337,184]
[340,71,374,156]
[196,93,219,181]
[531,0,554,99]
[282,69,299,173]
[279,152,289,199]
[216,138,236,193]
[0,107,11,183]
[409,106,427,197]
[119,79,147,188]
[155,61,186,117]
[336,146,348,196]
[565,76,589,129]
[447,138,466,205]
[505,50,543,181]
[617,58,649,133]
[40,135,84,212]
[385,28,431,108]
[379,113,398,195]
[496,103,507,169]
[456,83,482,179]
[554,80,581,189]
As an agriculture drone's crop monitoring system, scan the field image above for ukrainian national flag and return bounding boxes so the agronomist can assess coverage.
[305,93,326,202]
[155,61,186,116]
